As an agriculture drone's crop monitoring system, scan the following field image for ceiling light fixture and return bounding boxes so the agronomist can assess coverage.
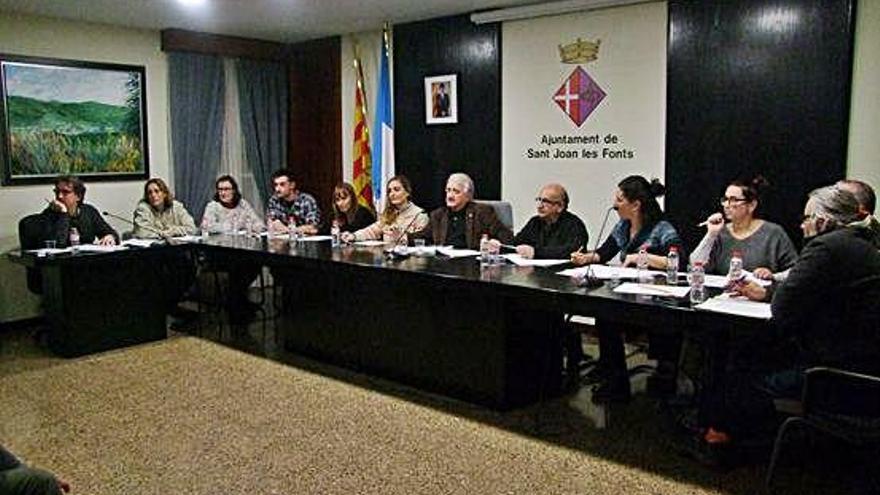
[177,0,207,7]
[470,0,659,24]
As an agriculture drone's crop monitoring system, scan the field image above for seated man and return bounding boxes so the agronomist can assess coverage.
[40,175,118,246]
[701,184,880,448]
[837,179,880,249]
[265,168,321,235]
[0,444,70,494]
[508,183,588,259]
[420,172,512,248]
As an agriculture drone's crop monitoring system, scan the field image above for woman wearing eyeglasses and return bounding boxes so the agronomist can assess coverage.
[690,176,797,279]
[201,175,265,234]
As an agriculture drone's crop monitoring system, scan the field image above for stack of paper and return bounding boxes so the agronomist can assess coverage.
[436,246,481,258]
[612,282,691,298]
[504,254,569,267]
[695,293,772,319]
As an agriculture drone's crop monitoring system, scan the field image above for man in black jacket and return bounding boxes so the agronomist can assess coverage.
[703,184,880,445]
[510,183,588,259]
[39,175,118,247]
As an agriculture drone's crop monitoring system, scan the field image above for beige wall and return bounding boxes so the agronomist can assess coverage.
[502,2,667,234]
[0,12,169,321]
[847,0,880,188]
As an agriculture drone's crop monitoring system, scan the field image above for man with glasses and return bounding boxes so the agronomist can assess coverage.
[508,183,587,259]
[420,172,512,249]
[39,175,118,247]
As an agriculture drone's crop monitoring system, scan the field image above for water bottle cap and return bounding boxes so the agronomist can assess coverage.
[669,245,678,253]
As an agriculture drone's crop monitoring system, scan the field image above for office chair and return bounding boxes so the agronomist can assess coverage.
[765,274,880,489]
[474,199,513,231]
[18,214,51,294]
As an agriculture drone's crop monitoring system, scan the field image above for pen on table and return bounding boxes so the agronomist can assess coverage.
[500,243,517,250]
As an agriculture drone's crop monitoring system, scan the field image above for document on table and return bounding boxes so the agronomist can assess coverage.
[75,244,129,253]
[170,235,206,244]
[703,271,772,289]
[353,240,387,247]
[300,235,333,242]
[557,264,640,280]
[695,293,772,319]
[122,239,162,248]
[612,282,692,298]
[29,247,73,256]
[436,246,481,258]
[504,254,569,267]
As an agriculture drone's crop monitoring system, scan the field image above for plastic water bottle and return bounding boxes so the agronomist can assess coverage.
[689,262,706,304]
[479,233,490,266]
[69,227,80,252]
[636,243,651,283]
[666,245,680,285]
[728,249,743,283]
[330,221,341,248]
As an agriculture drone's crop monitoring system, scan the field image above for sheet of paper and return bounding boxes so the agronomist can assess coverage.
[353,240,387,247]
[170,235,205,243]
[122,239,162,248]
[300,235,333,242]
[612,282,692,298]
[75,244,129,253]
[436,246,481,258]
[703,270,772,289]
[503,254,569,267]
[695,293,772,319]
[556,264,640,280]
[29,247,73,256]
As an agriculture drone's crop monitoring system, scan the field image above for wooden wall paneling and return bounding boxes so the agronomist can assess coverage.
[665,0,855,250]
[287,36,343,220]
[393,15,502,210]
[161,29,285,60]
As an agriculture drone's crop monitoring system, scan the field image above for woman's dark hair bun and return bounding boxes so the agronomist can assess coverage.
[751,174,769,193]
[649,178,666,198]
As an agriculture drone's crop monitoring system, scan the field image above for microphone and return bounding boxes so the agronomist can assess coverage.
[102,210,165,240]
[580,206,615,288]
[384,208,423,260]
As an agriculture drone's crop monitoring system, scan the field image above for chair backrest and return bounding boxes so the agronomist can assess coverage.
[18,213,50,294]
[843,274,880,368]
[474,200,513,231]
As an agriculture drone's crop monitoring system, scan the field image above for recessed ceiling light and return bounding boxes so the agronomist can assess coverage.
[178,0,207,6]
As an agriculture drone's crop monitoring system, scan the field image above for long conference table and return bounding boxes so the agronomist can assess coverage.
[10,234,767,410]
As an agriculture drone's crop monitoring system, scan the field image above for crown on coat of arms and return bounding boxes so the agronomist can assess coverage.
[558,38,601,64]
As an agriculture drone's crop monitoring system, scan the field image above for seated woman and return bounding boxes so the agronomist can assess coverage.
[201,175,265,325]
[201,175,265,234]
[340,175,428,245]
[330,182,376,233]
[570,176,684,402]
[132,178,197,322]
[133,178,197,239]
[700,185,880,449]
[690,176,797,279]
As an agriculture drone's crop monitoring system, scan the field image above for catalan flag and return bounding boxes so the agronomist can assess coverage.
[352,49,374,210]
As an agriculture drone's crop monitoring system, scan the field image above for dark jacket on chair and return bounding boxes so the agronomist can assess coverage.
[420,201,513,249]
[771,227,880,374]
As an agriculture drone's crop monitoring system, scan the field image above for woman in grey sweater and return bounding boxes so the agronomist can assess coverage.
[690,176,797,280]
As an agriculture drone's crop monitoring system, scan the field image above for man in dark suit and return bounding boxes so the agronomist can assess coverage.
[419,172,512,249]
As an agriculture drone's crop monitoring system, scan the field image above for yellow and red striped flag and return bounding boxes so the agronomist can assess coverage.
[352,50,374,211]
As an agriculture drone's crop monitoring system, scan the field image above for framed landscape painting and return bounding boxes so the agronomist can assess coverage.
[0,54,149,185]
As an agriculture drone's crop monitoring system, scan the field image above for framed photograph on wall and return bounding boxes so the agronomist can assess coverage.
[0,54,149,185]
[424,74,457,125]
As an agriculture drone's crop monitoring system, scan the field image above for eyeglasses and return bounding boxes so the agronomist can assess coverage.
[801,213,817,223]
[719,196,748,205]
[535,197,561,206]
[53,188,74,196]
[216,186,234,191]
